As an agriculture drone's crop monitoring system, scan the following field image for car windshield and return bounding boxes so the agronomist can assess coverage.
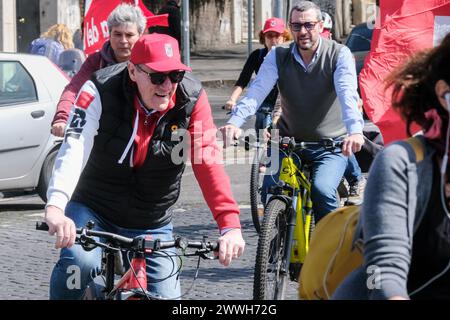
[346,25,373,52]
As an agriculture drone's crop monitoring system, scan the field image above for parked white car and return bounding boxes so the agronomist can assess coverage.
[0,53,69,201]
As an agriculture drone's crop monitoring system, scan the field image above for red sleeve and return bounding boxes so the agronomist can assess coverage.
[189,90,241,231]
[52,52,102,125]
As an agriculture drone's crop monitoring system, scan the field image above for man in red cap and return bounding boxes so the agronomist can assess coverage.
[44,33,245,300]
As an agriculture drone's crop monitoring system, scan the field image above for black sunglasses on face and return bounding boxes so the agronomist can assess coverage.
[289,21,319,32]
[136,64,185,85]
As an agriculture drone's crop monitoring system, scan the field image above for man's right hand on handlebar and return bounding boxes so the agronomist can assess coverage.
[45,205,77,249]
[51,122,66,137]
[218,124,242,148]
[224,99,236,111]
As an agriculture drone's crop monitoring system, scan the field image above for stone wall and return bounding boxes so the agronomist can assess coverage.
[190,0,232,50]
[41,0,81,34]
[0,0,16,52]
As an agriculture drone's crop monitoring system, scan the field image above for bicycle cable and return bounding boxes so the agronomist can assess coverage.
[124,251,151,300]
[166,255,204,300]
[124,246,204,300]
[145,250,181,283]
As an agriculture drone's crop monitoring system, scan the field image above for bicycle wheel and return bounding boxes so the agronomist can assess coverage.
[82,276,107,300]
[250,150,265,233]
[253,199,289,300]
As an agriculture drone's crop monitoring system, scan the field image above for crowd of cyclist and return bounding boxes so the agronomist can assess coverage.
[36,0,450,300]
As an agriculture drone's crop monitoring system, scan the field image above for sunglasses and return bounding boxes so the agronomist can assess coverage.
[289,21,319,32]
[136,64,185,85]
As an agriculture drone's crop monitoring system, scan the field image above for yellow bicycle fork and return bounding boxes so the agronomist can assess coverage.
[278,157,312,265]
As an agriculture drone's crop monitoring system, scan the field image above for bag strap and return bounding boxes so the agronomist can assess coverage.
[351,136,425,251]
[405,136,425,163]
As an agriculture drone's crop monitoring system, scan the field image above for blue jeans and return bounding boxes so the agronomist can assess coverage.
[344,153,362,184]
[261,145,348,222]
[49,201,180,300]
[254,101,273,132]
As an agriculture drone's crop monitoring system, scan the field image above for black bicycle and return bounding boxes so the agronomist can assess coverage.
[248,135,270,234]
[36,221,218,300]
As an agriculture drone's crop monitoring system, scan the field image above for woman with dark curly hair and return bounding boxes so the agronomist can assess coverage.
[333,32,450,300]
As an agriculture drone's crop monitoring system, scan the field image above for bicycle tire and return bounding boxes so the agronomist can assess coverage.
[253,199,289,300]
[250,156,263,233]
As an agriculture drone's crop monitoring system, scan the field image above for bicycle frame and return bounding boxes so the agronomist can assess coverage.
[105,251,148,300]
[266,147,314,283]
[276,154,313,264]
[84,240,150,300]
[278,156,313,264]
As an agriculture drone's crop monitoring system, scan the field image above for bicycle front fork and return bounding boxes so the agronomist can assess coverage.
[282,205,302,282]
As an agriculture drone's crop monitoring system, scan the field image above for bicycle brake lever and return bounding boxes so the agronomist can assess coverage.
[199,251,216,260]
[183,249,216,260]
[77,234,97,251]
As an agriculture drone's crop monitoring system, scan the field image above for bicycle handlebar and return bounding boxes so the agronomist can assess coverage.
[279,137,343,152]
[36,222,219,254]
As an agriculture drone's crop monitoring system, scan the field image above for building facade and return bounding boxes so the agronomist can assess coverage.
[0,0,376,53]
[0,0,82,52]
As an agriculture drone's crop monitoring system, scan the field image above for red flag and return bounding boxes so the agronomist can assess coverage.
[84,0,121,55]
[147,14,170,28]
[359,0,450,144]
[83,0,167,56]
[121,0,170,30]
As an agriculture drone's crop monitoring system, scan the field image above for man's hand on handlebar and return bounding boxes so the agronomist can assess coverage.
[224,99,236,111]
[342,133,364,157]
[217,228,245,267]
[51,122,66,137]
[45,205,77,249]
[218,124,242,148]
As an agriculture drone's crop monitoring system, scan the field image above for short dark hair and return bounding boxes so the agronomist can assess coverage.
[289,1,322,22]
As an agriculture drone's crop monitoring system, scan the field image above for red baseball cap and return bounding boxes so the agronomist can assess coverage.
[320,29,332,39]
[130,34,191,72]
[263,17,285,34]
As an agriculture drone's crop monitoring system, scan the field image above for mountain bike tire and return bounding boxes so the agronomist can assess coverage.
[253,199,289,300]
[250,157,264,233]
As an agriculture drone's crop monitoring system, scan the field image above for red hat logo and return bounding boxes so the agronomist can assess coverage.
[271,20,277,27]
[165,43,174,58]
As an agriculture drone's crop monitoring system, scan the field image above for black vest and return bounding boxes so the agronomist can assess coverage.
[275,39,347,141]
[71,63,202,229]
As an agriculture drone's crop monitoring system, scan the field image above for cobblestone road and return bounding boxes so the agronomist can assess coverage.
[0,196,297,300]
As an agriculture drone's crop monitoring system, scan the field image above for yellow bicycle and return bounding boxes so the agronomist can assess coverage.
[253,137,343,300]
